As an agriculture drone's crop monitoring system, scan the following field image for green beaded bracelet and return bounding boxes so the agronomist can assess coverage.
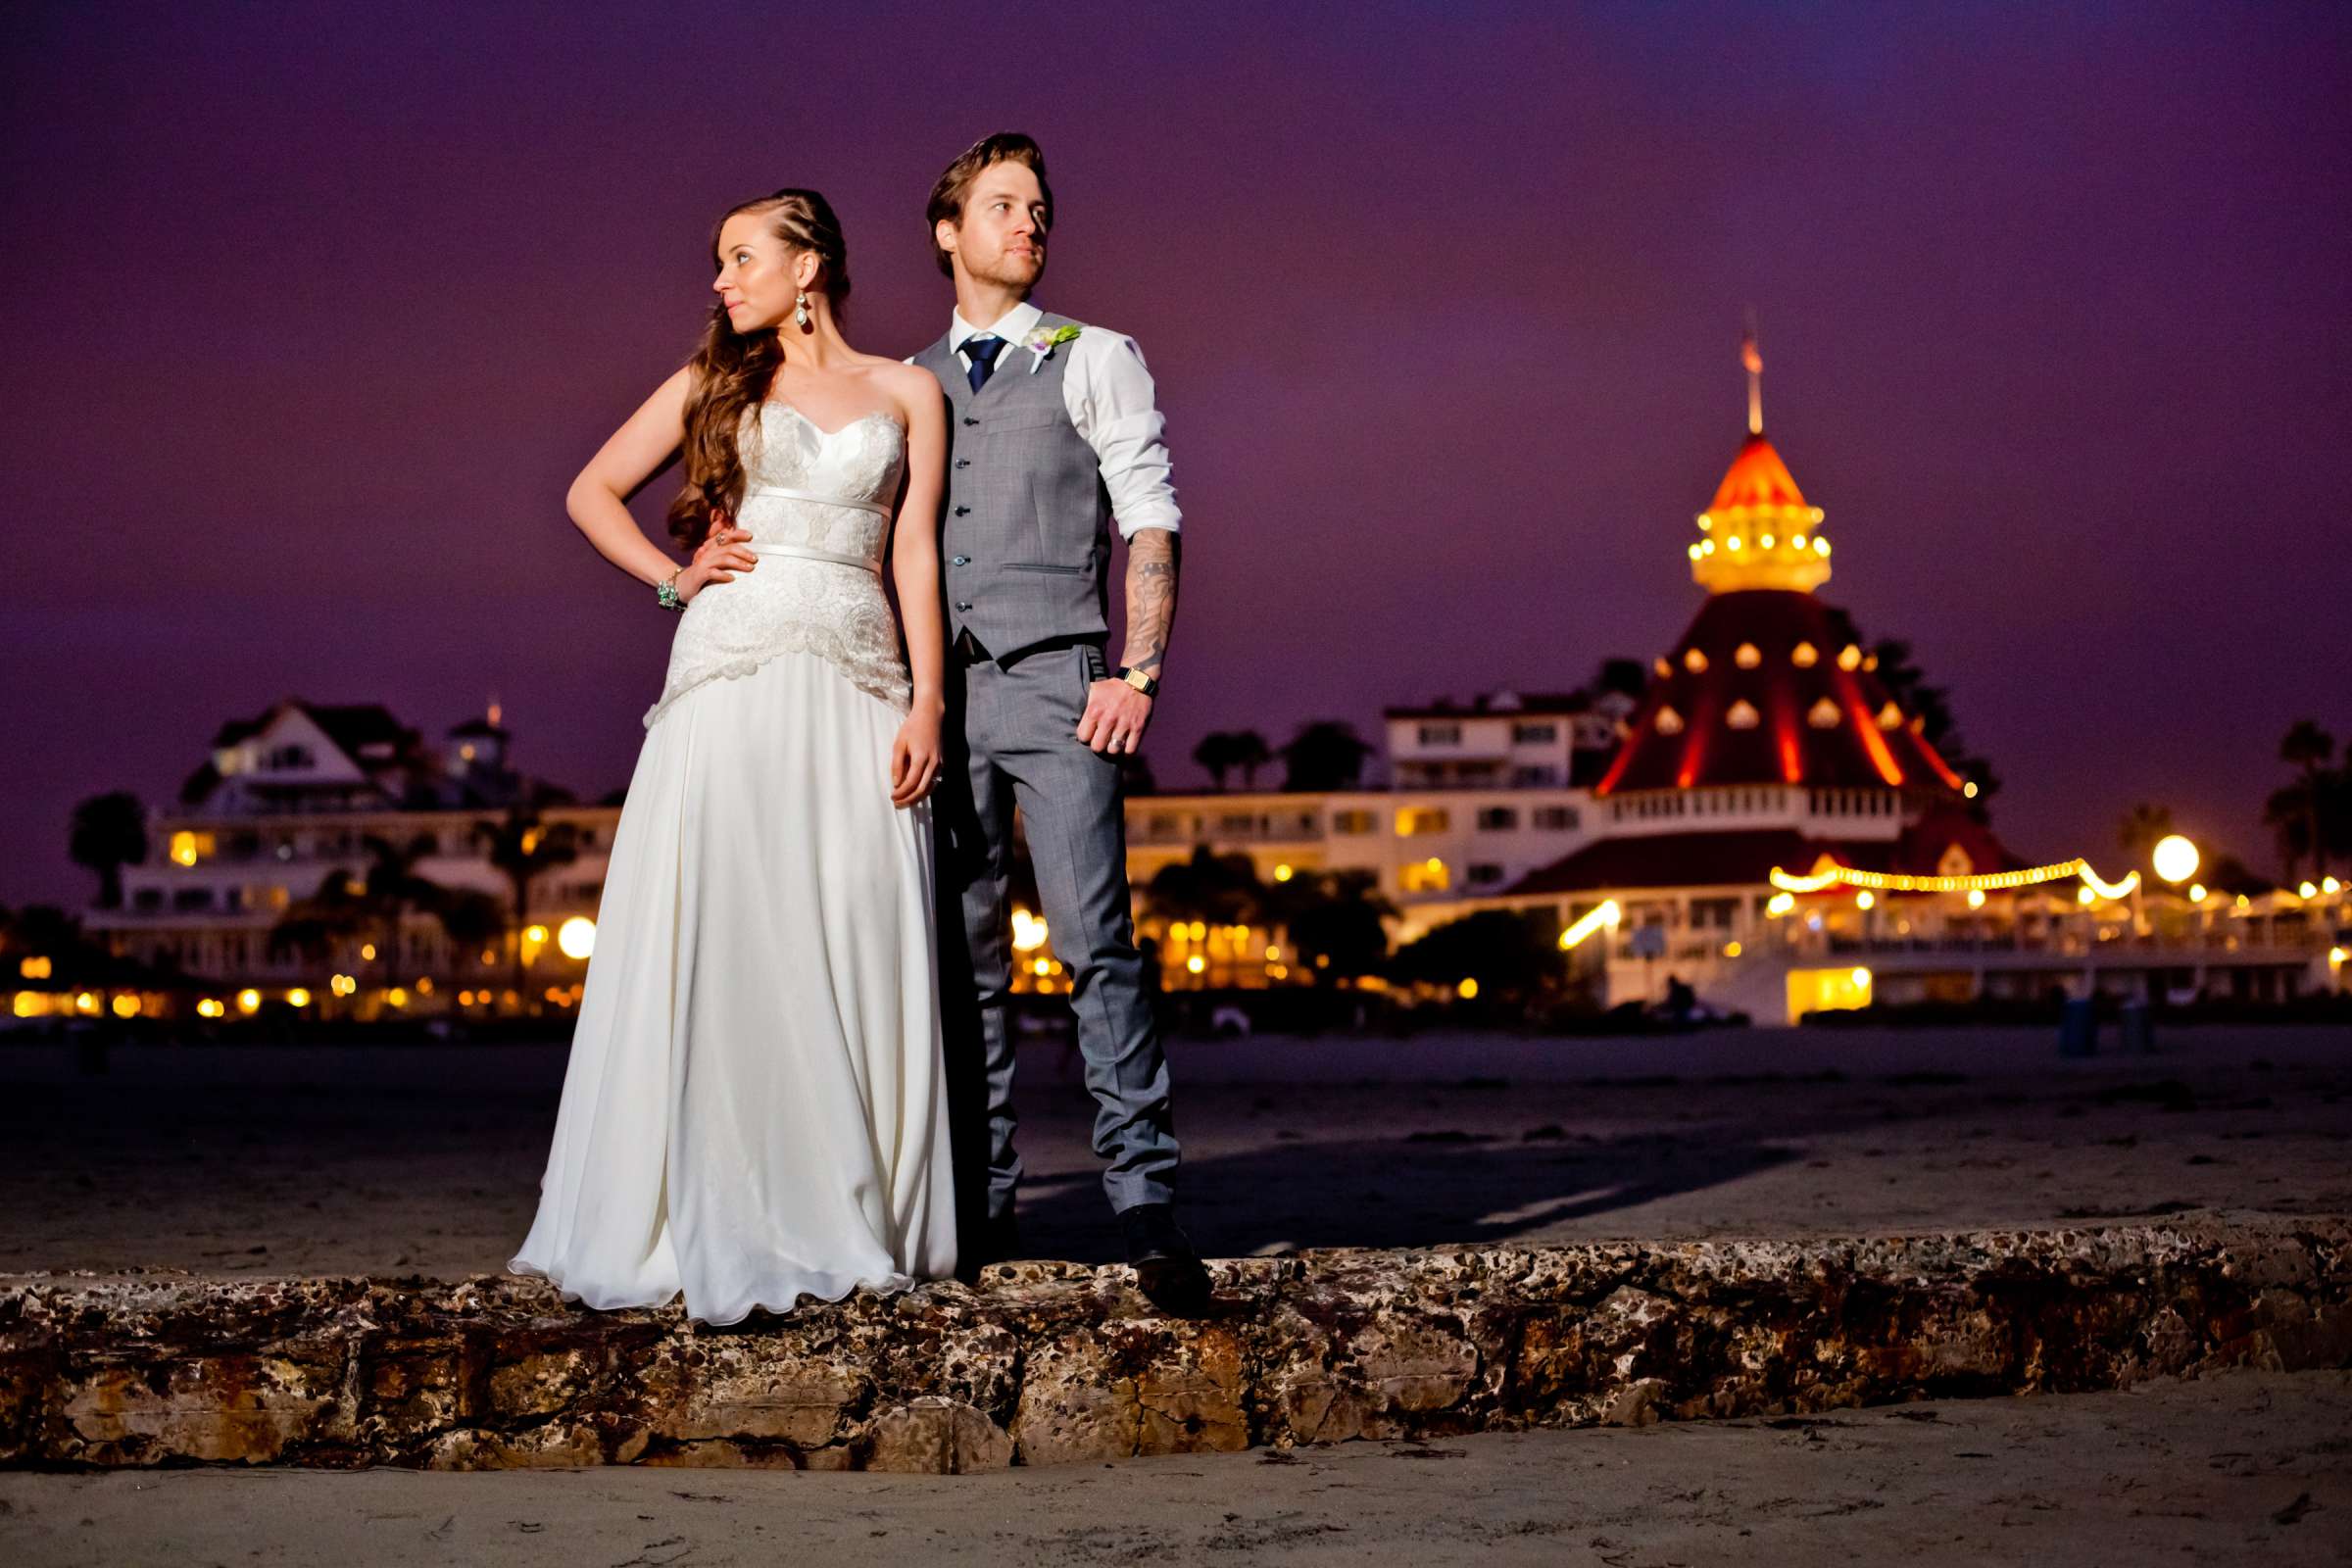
[656,571,685,612]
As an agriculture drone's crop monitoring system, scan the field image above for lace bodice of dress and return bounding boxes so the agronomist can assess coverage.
[645,404,909,727]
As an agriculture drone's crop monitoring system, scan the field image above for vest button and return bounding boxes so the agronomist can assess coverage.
[954,459,971,468]
[954,506,970,515]
[954,601,973,612]
[952,556,969,565]
[962,416,979,427]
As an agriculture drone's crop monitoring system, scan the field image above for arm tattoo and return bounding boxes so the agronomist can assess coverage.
[1121,528,1180,676]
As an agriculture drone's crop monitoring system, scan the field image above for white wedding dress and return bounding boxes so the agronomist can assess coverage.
[511,402,956,1325]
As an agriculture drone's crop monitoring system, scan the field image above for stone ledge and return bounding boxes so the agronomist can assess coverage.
[4,1219,2347,1472]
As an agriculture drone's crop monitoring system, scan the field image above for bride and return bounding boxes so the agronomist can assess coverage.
[510,188,956,1324]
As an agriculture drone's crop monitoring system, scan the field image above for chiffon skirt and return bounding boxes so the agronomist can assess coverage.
[510,648,956,1325]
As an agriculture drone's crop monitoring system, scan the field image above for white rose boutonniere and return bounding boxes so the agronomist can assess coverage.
[1022,322,1082,372]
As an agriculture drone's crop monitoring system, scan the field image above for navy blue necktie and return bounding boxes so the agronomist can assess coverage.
[963,334,1006,393]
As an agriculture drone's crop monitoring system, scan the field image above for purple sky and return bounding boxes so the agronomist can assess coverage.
[5,1,2348,910]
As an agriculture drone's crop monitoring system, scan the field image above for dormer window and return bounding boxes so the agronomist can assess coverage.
[1806,697,1841,728]
[1726,700,1760,729]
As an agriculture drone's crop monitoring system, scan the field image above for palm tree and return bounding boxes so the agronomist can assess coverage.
[1229,730,1273,789]
[1279,721,1374,791]
[1192,732,1240,790]
[1388,907,1563,1000]
[1265,869,1395,986]
[2117,803,2176,870]
[2278,720,2335,880]
[270,834,462,990]
[1143,847,1266,930]
[69,792,148,909]
[473,803,581,996]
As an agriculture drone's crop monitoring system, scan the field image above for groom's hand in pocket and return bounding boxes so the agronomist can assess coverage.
[1077,680,1152,756]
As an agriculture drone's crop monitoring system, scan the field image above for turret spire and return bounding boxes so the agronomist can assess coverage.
[1741,311,1763,436]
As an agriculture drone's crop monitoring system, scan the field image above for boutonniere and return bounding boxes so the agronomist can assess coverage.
[1022,322,1082,372]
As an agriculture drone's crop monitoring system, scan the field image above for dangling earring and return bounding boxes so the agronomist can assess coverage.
[793,290,811,330]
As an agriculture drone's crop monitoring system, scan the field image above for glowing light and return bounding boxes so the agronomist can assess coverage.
[1769,858,2140,899]
[1273,863,1294,882]
[1456,978,1480,1000]
[1011,908,1050,953]
[2298,881,2319,900]
[386,987,409,1007]
[2187,883,2205,902]
[1683,647,1708,672]
[1760,533,1776,549]
[1766,891,1796,916]
[1962,780,1979,799]
[1723,940,1742,957]
[1851,967,1871,989]
[1855,891,1875,909]
[1557,900,1622,950]
[415,976,433,995]
[18,956,50,980]
[360,943,377,961]
[1791,642,1818,667]
[557,916,596,959]
[523,924,549,945]
[329,973,356,997]
[196,998,225,1018]
[74,992,99,1015]
[1185,955,1205,975]
[12,994,38,1018]
[2326,877,2342,895]
[1735,642,1760,668]
[170,830,199,866]
[1967,889,1986,908]
[111,994,140,1018]
[237,988,262,1013]
[1266,945,1282,962]
[1837,645,1862,671]
[2078,887,2096,906]
[1032,957,1051,976]
[2151,834,2200,885]
[286,987,313,1007]
[2331,947,2347,967]
[458,990,475,1006]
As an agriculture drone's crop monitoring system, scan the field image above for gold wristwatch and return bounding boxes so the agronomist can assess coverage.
[1115,665,1159,698]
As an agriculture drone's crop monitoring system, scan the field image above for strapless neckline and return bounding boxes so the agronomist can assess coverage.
[760,402,906,442]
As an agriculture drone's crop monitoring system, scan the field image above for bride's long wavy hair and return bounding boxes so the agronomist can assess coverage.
[665,188,853,551]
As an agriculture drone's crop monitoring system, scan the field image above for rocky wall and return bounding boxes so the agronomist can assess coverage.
[3,1219,2346,1473]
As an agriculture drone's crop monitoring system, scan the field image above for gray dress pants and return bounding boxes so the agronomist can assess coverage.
[933,639,1179,1227]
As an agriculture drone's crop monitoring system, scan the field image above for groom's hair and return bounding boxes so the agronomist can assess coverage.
[927,133,1053,277]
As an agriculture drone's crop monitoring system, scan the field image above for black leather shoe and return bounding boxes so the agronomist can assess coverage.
[1118,1202,1212,1313]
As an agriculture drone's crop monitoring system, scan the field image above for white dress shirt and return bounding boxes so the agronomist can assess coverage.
[941,301,1181,540]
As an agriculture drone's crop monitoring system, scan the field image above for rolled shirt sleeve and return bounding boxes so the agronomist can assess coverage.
[1067,329,1180,539]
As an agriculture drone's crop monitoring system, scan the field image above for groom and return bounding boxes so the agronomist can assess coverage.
[915,132,1209,1312]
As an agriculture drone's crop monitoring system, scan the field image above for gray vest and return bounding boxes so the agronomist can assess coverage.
[915,313,1114,662]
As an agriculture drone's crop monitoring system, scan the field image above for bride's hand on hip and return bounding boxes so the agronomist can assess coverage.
[889,705,944,808]
[678,520,757,604]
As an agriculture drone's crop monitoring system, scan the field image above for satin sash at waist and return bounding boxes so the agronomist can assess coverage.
[746,484,891,518]
[745,540,881,572]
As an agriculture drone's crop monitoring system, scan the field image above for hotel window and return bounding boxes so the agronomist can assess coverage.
[263,744,316,770]
[1511,722,1558,745]
[172,887,215,910]
[1534,806,1578,831]
[132,888,162,910]
[1396,808,1450,836]
[1468,863,1505,886]
[1510,765,1562,786]
[1690,897,1739,929]
[1476,807,1520,831]
[1417,723,1462,747]
[1217,813,1257,835]
[1399,858,1451,894]
[1333,810,1376,835]
[1148,813,1179,836]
